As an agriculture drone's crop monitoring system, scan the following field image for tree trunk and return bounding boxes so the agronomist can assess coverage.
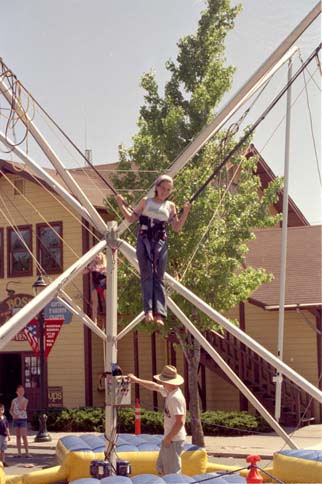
[186,335,205,447]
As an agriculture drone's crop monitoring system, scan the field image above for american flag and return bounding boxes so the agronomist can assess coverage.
[24,323,39,356]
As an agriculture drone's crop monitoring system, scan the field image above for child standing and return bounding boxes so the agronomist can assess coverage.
[10,385,31,458]
[0,403,10,467]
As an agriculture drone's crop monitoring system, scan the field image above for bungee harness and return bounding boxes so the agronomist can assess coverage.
[139,215,168,269]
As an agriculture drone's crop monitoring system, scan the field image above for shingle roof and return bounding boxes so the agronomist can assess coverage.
[246,225,322,308]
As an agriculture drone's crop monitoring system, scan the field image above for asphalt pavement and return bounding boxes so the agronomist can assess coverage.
[3,424,321,476]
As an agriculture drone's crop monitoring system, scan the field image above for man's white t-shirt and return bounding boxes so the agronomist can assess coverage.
[159,386,186,441]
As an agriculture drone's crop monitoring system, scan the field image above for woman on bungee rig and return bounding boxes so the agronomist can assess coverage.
[116,175,191,326]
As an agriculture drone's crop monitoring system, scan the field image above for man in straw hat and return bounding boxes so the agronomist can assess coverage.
[128,365,186,475]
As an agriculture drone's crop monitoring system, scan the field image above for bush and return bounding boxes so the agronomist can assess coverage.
[31,406,270,435]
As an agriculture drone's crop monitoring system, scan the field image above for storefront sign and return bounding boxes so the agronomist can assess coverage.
[0,294,72,344]
[0,294,33,341]
[48,386,64,408]
[44,298,72,324]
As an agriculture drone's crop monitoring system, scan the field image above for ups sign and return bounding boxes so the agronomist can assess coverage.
[48,386,63,408]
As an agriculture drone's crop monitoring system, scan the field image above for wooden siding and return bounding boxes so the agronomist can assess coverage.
[0,173,86,408]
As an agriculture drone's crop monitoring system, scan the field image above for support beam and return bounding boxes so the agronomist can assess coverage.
[119,239,322,404]
[117,312,145,341]
[167,297,298,449]
[275,57,293,421]
[57,292,106,341]
[104,223,118,466]
[0,240,107,349]
[0,132,94,227]
[0,80,107,235]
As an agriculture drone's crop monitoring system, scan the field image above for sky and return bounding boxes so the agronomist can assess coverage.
[0,0,321,224]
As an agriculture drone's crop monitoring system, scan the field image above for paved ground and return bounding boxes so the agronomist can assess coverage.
[3,424,321,477]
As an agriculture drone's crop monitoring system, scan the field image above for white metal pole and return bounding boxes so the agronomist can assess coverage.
[117,311,145,341]
[167,297,298,449]
[104,222,118,469]
[118,239,322,404]
[0,240,107,349]
[0,132,94,227]
[57,292,107,341]
[0,80,107,235]
[275,58,293,421]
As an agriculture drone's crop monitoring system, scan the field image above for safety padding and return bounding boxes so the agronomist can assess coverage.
[56,434,208,476]
[206,461,243,474]
[4,465,66,484]
[70,472,247,483]
[272,449,322,483]
[0,463,5,484]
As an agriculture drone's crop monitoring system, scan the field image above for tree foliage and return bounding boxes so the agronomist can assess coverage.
[110,0,282,445]
[113,0,281,328]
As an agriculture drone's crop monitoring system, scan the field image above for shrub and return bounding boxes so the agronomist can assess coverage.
[31,406,270,435]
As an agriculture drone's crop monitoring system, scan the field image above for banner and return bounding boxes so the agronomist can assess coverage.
[45,318,64,358]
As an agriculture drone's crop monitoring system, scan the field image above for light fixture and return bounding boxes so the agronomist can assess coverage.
[32,274,47,296]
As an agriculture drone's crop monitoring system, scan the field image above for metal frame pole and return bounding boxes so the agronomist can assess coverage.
[0,132,94,226]
[0,240,107,349]
[167,297,298,449]
[0,82,107,235]
[275,58,293,421]
[104,222,118,469]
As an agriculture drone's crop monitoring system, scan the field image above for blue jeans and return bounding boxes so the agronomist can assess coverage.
[136,232,168,318]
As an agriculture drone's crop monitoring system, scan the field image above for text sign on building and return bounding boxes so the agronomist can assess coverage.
[44,298,72,324]
[48,386,64,408]
[0,294,33,341]
[45,318,64,358]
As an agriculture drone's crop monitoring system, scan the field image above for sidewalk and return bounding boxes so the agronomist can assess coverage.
[4,424,322,476]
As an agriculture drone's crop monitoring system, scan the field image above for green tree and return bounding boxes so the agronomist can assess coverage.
[111,0,282,446]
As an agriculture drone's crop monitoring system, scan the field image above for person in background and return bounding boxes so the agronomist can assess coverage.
[127,365,186,475]
[116,175,191,326]
[10,385,31,458]
[83,251,107,324]
[0,403,10,467]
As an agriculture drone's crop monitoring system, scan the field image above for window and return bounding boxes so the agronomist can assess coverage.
[0,228,3,278]
[24,355,40,389]
[14,179,25,196]
[7,225,32,277]
[37,222,63,274]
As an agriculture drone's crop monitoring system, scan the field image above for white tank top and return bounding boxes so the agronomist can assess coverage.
[142,198,172,222]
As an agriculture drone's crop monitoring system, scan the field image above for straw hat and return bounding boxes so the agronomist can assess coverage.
[154,365,184,385]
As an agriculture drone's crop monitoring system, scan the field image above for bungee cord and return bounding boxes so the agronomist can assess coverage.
[0,57,118,195]
[182,43,321,209]
[177,157,244,285]
[259,64,319,154]
[299,52,322,186]
[0,60,35,150]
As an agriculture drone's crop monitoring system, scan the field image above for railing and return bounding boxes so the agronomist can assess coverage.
[202,329,314,426]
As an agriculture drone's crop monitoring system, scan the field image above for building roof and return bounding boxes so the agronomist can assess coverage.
[246,225,322,309]
[0,159,118,209]
[246,144,309,227]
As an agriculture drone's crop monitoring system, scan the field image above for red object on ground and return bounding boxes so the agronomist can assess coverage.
[246,455,263,483]
[135,398,141,435]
